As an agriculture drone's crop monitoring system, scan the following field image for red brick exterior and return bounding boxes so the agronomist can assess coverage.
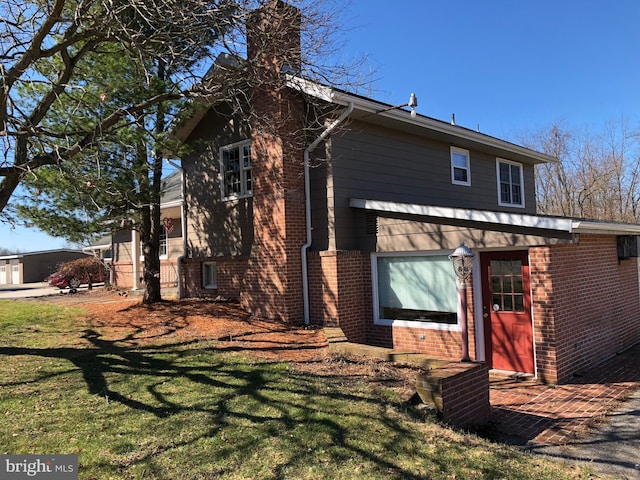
[417,362,491,428]
[240,0,306,322]
[307,251,371,340]
[531,235,640,384]
[438,362,490,427]
[306,237,640,385]
[181,256,249,300]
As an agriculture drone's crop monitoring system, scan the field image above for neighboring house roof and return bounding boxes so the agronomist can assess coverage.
[0,249,88,260]
[85,171,183,250]
[350,198,640,236]
[161,170,182,207]
[85,235,111,251]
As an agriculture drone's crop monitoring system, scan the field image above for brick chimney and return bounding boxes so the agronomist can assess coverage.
[242,0,306,322]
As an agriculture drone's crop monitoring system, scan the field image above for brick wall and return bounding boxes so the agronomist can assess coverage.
[307,251,369,341]
[368,278,478,362]
[529,246,558,384]
[241,0,306,323]
[182,256,249,299]
[532,235,640,384]
[416,362,490,428]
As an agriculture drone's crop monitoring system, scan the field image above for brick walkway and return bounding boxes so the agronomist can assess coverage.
[490,344,640,445]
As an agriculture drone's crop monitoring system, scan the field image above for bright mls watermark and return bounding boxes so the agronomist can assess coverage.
[1,455,78,479]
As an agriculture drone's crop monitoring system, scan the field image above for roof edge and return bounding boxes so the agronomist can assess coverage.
[286,75,557,165]
[349,198,640,236]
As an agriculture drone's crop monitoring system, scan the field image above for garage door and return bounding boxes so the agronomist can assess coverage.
[11,264,20,284]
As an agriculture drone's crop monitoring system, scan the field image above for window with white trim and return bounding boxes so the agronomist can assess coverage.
[220,140,252,200]
[159,228,168,258]
[374,253,460,329]
[203,262,217,289]
[450,147,471,186]
[497,158,524,207]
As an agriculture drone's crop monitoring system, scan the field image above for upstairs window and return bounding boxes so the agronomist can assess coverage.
[220,140,252,200]
[451,147,471,186]
[497,159,524,207]
[159,228,168,258]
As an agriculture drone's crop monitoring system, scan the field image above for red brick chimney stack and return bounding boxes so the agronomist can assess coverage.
[242,1,306,322]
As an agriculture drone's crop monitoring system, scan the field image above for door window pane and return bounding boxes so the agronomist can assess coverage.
[490,258,524,312]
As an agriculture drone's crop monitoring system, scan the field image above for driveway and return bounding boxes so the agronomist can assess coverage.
[0,282,97,299]
[490,343,640,479]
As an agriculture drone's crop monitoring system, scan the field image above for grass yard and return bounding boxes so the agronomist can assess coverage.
[0,298,596,479]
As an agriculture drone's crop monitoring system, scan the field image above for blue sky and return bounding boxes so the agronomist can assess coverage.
[2,0,639,252]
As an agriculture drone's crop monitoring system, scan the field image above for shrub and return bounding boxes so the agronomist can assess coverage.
[57,257,107,290]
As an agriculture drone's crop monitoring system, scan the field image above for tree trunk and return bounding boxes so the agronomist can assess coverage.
[142,61,167,305]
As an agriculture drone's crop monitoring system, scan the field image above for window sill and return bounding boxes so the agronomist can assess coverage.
[222,194,253,202]
[374,318,461,332]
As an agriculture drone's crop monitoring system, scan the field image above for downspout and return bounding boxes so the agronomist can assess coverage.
[166,159,187,299]
[302,102,354,325]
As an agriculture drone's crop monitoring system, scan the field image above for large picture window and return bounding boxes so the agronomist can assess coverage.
[375,254,459,327]
[497,158,524,207]
[220,140,252,200]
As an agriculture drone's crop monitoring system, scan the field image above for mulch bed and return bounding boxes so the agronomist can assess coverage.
[40,289,421,400]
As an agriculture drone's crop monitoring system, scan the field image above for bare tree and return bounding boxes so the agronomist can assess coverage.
[1,0,366,303]
[523,119,640,223]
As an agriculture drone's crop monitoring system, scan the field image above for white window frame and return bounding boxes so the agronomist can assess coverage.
[159,228,168,259]
[220,140,252,200]
[371,251,462,332]
[203,262,217,289]
[496,158,525,208]
[450,147,471,186]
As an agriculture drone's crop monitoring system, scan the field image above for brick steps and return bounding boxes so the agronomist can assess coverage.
[324,327,491,428]
[324,327,450,370]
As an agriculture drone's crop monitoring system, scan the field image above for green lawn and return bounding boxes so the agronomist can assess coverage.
[0,300,595,479]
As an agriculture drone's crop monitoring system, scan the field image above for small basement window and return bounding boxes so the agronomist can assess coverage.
[203,262,217,289]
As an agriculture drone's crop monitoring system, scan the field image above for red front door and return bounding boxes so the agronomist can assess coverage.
[480,251,534,374]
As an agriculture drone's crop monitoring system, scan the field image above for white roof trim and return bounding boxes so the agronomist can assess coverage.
[349,198,640,235]
[286,75,557,165]
[161,199,183,209]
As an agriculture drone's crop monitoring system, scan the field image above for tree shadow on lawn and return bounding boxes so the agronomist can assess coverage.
[0,327,429,479]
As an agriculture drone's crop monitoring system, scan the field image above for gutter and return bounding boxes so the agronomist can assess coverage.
[285,75,557,165]
[301,102,354,325]
[349,198,640,236]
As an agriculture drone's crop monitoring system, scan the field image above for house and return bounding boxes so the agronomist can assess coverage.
[0,249,91,284]
[85,169,185,289]
[170,0,639,385]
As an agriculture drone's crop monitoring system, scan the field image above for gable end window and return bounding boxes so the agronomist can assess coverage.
[451,147,471,186]
[497,159,524,207]
[220,140,252,200]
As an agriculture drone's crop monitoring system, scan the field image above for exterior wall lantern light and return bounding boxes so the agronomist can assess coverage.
[449,242,474,362]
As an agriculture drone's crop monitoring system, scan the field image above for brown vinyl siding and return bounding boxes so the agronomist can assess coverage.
[182,107,253,258]
[326,120,538,251]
